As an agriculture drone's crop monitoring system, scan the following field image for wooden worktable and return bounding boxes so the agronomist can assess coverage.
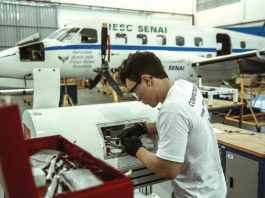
[213,123,265,158]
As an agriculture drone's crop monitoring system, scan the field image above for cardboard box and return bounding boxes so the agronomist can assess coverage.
[0,104,133,198]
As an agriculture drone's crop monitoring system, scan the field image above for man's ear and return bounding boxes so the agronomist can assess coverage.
[141,75,152,86]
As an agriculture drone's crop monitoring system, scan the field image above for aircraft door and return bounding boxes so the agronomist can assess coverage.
[216,33,231,56]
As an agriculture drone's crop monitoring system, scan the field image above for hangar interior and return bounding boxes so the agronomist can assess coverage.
[0,0,265,197]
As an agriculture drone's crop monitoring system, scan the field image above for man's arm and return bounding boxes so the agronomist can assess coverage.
[146,122,158,135]
[136,147,182,180]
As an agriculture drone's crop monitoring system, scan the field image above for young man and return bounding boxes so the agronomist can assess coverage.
[119,51,227,197]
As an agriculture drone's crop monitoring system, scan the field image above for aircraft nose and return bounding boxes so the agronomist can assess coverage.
[0,47,16,57]
[0,47,19,77]
[0,47,18,62]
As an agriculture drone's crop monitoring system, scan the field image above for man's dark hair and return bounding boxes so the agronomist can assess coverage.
[119,51,168,84]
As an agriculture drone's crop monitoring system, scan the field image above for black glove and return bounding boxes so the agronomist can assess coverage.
[121,136,143,157]
[119,123,147,139]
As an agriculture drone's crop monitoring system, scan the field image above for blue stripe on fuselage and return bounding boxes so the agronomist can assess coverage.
[232,48,255,53]
[45,45,100,50]
[45,44,254,53]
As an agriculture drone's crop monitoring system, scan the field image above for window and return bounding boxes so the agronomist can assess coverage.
[116,33,127,44]
[156,35,166,45]
[57,28,80,42]
[48,28,69,39]
[194,37,203,47]
[137,34,147,45]
[176,36,185,46]
[80,29,98,43]
[197,0,240,12]
[19,43,45,62]
[240,41,246,48]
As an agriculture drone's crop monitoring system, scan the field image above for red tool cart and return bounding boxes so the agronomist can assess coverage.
[0,104,133,198]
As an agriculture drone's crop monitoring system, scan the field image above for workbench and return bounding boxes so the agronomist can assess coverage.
[213,123,265,198]
[205,99,244,128]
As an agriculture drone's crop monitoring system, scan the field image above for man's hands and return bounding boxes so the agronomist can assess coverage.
[118,123,147,157]
[121,136,143,157]
[119,123,147,139]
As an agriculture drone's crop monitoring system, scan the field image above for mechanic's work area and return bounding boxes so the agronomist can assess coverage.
[1,1,265,198]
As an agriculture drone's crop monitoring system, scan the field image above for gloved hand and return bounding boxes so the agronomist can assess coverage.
[121,136,143,157]
[119,123,147,139]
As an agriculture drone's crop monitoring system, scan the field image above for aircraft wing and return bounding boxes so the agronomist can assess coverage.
[191,49,265,83]
[0,88,33,95]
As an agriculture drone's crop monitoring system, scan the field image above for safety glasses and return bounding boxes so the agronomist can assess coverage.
[129,81,141,99]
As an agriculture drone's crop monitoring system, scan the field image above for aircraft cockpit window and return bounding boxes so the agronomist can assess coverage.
[80,28,98,43]
[57,28,80,42]
[194,37,203,47]
[156,35,166,45]
[116,33,127,44]
[19,43,45,62]
[47,28,69,39]
[137,34,147,45]
[176,36,185,46]
[240,41,246,48]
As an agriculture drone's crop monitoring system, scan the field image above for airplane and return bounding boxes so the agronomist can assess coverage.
[1,18,265,96]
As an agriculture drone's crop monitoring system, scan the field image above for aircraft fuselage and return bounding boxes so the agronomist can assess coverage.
[0,19,265,88]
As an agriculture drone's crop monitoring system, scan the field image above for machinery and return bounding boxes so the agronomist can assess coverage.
[22,101,165,188]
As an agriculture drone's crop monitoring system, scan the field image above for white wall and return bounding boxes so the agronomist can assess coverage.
[53,0,194,15]
[57,6,193,28]
[54,0,194,28]
[195,0,265,27]
[55,0,265,28]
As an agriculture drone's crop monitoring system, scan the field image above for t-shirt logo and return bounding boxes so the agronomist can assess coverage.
[189,85,197,107]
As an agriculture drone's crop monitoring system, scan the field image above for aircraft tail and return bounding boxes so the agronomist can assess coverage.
[224,23,265,37]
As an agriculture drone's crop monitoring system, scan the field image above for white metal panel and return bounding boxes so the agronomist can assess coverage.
[33,68,60,109]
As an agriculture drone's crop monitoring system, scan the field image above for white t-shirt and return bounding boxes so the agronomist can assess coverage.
[156,79,227,198]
